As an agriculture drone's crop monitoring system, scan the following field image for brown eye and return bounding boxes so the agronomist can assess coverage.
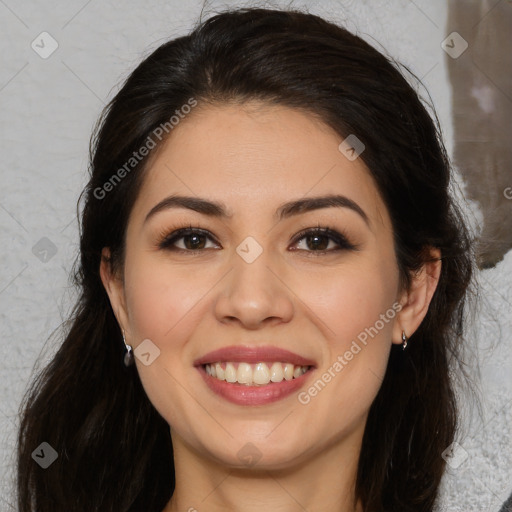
[181,233,207,250]
[301,233,331,251]
[291,227,357,254]
[159,228,219,251]
[158,225,357,254]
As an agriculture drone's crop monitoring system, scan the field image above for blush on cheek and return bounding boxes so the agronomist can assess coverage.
[311,276,393,348]
[124,263,196,341]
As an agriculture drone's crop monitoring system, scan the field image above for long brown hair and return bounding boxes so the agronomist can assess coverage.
[16,7,475,511]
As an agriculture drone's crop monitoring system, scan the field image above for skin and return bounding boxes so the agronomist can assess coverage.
[100,101,441,512]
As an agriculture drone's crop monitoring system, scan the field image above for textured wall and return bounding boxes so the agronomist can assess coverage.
[1,1,510,510]
[447,0,512,269]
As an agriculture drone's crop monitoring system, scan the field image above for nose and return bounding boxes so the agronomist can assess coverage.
[213,242,295,330]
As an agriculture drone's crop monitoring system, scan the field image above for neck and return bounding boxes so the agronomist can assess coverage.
[163,428,364,512]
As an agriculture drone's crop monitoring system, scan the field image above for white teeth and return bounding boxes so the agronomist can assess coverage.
[215,363,225,380]
[225,362,237,383]
[253,362,271,385]
[204,361,310,385]
[237,362,252,384]
[283,364,294,381]
[270,362,284,382]
[293,366,303,379]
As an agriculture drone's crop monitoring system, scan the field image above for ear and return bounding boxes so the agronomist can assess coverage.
[99,247,130,334]
[392,247,442,345]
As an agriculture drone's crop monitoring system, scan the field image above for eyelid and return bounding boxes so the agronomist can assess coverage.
[157,225,220,250]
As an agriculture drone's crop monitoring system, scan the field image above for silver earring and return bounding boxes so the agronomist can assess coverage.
[123,330,134,367]
[402,331,408,350]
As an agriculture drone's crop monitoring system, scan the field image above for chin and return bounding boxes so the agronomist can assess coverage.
[200,435,315,471]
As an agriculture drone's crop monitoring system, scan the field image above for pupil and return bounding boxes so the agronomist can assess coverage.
[186,234,205,250]
[307,234,327,250]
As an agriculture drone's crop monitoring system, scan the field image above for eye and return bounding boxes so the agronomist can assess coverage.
[290,226,357,254]
[158,226,220,252]
[157,224,357,254]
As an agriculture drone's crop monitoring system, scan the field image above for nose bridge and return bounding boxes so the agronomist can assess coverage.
[234,236,274,291]
[213,233,294,327]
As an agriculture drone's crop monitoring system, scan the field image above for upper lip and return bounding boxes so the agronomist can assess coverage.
[193,345,316,367]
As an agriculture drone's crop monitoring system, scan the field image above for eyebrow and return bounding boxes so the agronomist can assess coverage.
[144,194,370,227]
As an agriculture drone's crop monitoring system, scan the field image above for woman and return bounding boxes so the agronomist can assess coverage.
[16,6,474,512]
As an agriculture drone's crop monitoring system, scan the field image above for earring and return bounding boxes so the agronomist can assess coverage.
[123,330,134,367]
[402,331,408,350]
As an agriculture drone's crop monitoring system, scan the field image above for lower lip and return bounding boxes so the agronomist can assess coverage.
[197,365,315,406]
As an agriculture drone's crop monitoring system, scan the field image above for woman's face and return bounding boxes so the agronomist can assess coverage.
[105,101,407,469]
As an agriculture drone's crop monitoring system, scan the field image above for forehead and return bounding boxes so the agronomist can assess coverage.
[130,102,390,230]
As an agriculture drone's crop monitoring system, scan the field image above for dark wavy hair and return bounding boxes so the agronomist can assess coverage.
[16,6,475,512]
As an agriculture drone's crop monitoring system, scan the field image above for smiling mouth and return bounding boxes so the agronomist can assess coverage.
[203,361,312,386]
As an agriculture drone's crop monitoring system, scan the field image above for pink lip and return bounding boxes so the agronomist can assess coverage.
[197,364,315,406]
[193,345,316,367]
[193,345,317,406]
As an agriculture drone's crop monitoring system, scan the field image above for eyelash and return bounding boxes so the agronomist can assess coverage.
[157,223,358,256]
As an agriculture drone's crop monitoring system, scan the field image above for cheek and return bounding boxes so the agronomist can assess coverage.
[123,253,210,343]
[292,262,398,437]
[121,252,214,424]
[295,260,399,351]
[290,254,399,405]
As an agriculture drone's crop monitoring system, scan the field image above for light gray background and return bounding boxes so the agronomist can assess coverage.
[0,1,510,511]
